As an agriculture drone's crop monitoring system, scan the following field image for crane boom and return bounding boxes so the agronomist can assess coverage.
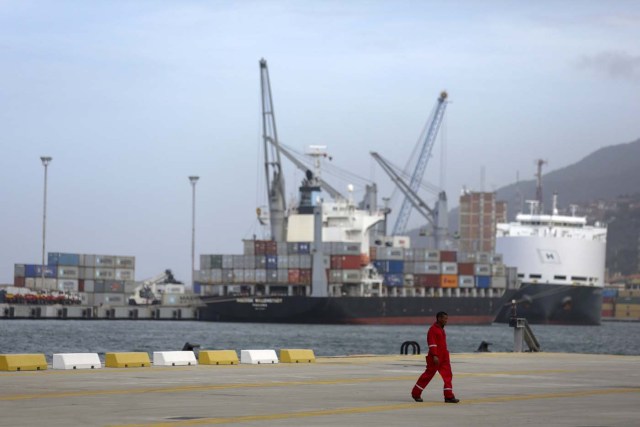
[393,91,448,235]
[370,152,436,223]
[260,58,287,242]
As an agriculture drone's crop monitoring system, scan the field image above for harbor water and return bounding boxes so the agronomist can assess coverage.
[1,320,639,361]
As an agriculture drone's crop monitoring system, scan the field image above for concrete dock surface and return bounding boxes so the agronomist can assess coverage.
[1,352,639,427]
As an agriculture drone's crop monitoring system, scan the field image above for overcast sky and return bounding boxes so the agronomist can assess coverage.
[1,1,639,285]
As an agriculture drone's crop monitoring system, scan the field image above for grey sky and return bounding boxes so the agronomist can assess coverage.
[1,1,639,285]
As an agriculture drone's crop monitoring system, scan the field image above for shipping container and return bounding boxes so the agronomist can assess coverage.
[440,274,458,288]
[414,274,440,288]
[115,268,134,281]
[14,264,25,278]
[441,262,458,275]
[57,279,79,292]
[414,262,440,275]
[265,255,278,270]
[439,251,457,263]
[491,276,507,289]
[93,293,125,305]
[24,264,57,278]
[254,240,266,256]
[299,269,312,285]
[458,262,474,276]
[289,269,301,284]
[384,273,403,287]
[84,280,95,293]
[48,252,81,266]
[474,264,491,276]
[243,240,256,256]
[95,268,115,280]
[80,267,95,280]
[276,269,288,284]
[95,256,115,267]
[13,276,25,287]
[475,275,492,288]
[58,267,79,279]
[343,269,362,283]
[458,275,474,288]
[376,247,404,260]
[115,256,135,269]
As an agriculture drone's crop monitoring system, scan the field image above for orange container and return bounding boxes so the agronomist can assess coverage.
[440,274,458,288]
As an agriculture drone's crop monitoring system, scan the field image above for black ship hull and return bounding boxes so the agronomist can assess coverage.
[199,293,517,325]
[493,283,603,325]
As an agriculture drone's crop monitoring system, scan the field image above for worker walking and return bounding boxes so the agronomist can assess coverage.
[411,311,460,403]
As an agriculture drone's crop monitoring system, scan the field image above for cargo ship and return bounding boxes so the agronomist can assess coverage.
[493,189,607,325]
[197,59,517,325]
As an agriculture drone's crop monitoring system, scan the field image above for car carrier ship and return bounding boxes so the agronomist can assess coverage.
[196,59,517,325]
[493,161,608,325]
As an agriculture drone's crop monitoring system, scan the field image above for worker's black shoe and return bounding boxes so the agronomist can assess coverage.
[444,397,460,403]
[412,396,423,402]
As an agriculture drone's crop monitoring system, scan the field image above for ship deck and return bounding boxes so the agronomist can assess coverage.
[1,352,639,426]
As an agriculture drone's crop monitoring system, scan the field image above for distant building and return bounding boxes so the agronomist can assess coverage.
[458,191,507,253]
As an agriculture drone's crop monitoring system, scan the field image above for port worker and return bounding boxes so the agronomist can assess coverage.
[411,311,460,403]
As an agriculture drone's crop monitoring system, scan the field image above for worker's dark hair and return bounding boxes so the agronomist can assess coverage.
[436,311,448,320]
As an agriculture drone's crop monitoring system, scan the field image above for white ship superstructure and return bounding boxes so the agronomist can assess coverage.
[496,198,607,289]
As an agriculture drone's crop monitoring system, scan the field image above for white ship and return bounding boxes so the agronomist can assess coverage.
[494,193,607,325]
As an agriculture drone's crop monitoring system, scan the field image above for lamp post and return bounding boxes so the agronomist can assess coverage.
[189,176,199,291]
[40,156,52,289]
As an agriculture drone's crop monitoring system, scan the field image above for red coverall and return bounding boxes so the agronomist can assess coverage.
[411,321,456,400]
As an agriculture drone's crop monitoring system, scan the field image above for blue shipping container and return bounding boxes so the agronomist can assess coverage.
[298,242,311,254]
[384,273,403,287]
[373,260,386,274]
[602,288,618,298]
[48,252,80,266]
[387,260,404,274]
[193,282,202,295]
[475,275,491,288]
[265,255,278,270]
[24,264,58,278]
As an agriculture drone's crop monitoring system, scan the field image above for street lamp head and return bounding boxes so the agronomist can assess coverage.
[40,156,52,166]
[189,176,200,185]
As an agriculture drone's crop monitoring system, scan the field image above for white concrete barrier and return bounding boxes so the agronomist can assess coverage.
[52,353,102,370]
[240,349,279,364]
[152,351,198,366]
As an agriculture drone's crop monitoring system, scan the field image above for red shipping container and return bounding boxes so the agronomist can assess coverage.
[342,255,361,270]
[254,240,266,255]
[288,269,300,284]
[78,279,85,292]
[330,256,343,270]
[14,276,25,287]
[458,263,474,276]
[265,241,278,255]
[415,274,440,288]
[440,251,457,262]
[300,269,312,285]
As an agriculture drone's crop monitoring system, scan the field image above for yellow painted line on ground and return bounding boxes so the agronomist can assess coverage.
[110,387,640,427]
[0,369,576,402]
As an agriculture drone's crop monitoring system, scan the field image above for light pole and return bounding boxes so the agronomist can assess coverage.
[189,176,199,291]
[40,156,52,289]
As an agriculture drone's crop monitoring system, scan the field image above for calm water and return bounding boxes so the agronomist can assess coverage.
[1,320,639,361]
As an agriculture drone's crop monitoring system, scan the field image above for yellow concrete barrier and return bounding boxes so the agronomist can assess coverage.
[279,349,316,363]
[104,352,150,368]
[199,350,239,365]
[0,354,48,371]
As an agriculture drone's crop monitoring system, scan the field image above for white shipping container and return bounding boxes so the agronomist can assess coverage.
[457,252,476,263]
[277,242,288,256]
[277,255,289,269]
[492,264,506,277]
[441,262,458,275]
[255,269,267,283]
[57,279,79,292]
[287,255,300,269]
[300,255,312,269]
[115,256,135,269]
[200,255,211,270]
[476,252,491,264]
[195,270,212,283]
[232,269,245,283]
[377,247,404,260]
[266,270,278,282]
[95,256,115,267]
[414,262,441,274]
[491,276,507,289]
[458,275,475,288]
[222,255,233,269]
[58,267,79,279]
[210,269,222,283]
[474,264,491,276]
[124,281,137,294]
[14,264,25,277]
[277,269,288,284]
[27,278,57,290]
[115,268,134,281]
[404,262,415,274]
[392,236,411,248]
[342,269,362,283]
[243,240,255,256]
[95,268,114,279]
[84,280,95,293]
[244,269,256,283]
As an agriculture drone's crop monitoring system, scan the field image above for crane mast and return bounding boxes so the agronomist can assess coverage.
[392,91,448,235]
[260,58,287,242]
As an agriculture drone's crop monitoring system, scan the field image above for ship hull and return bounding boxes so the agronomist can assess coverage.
[199,293,516,325]
[493,283,603,325]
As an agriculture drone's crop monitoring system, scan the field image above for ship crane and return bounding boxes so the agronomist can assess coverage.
[260,58,287,242]
[370,152,449,249]
[391,91,448,236]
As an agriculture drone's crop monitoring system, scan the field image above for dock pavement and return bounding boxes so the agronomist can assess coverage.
[1,352,639,426]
